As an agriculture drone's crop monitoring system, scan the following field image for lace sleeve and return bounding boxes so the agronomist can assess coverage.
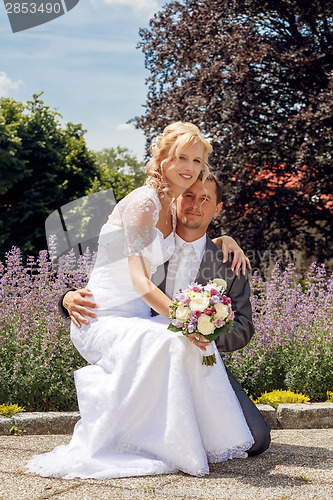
[120,187,161,261]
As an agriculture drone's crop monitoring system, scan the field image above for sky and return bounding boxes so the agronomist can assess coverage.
[0,0,166,161]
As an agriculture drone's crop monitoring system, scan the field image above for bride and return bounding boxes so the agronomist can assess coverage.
[27,122,253,479]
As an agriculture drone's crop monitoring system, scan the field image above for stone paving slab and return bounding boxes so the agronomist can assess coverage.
[0,429,333,499]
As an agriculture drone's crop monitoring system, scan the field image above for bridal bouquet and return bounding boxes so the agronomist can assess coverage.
[167,279,234,366]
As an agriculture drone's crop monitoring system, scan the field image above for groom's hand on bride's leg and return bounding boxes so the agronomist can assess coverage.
[63,289,99,328]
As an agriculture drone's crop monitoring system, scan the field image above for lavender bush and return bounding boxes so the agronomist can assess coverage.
[224,262,333,400]
[0,240,95,411]
[1,243,332,409]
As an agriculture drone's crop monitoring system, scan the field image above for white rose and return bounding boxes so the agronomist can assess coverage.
[189,295,210,312]
[212,278,227,291]
[214,303,229,320]
[197,314,215,335]
[175,304,190,321]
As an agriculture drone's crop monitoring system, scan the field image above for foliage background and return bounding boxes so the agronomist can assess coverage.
[134,0,333,271]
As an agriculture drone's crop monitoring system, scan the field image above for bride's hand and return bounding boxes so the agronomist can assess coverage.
[212,235,251,276]
[187,333,211,352]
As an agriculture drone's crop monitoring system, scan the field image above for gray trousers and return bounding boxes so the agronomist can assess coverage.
[226,367,271,456]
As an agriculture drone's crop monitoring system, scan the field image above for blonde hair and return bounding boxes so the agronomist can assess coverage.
[145,122,212,198]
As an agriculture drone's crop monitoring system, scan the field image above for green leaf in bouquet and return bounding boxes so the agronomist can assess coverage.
[167,324,182,333]
[203,321,233,342]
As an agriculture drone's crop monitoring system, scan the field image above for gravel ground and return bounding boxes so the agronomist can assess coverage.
[0,429,333,499]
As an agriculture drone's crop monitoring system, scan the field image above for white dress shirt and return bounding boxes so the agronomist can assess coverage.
[165,233,207,298]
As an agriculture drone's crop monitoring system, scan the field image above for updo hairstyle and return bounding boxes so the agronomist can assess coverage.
[145,122,212,198]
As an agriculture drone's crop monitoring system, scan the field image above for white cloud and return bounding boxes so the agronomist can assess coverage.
[0,72,23,97]
[101,0,159,14]
[117,122,134,131]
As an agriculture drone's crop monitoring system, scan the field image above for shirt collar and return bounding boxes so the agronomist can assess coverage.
[174,233,207,261]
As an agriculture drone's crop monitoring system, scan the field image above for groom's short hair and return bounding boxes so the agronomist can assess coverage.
[198,171,223,204]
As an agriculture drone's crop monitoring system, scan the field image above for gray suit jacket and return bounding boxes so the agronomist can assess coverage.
[153,237,254,352]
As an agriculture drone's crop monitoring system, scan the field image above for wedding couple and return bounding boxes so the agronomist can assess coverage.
[28,122,270,480]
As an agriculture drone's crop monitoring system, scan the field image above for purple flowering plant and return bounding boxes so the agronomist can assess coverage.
[167,279,234,366]
[0,236,94,411]
[223,262,333,401]
[1,237,332,407]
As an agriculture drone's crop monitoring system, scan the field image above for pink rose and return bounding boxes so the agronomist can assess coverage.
[215,318,223,328]
[228,310,235,320]
[203,308,212,316]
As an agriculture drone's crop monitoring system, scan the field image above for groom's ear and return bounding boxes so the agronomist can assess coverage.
[214,202,223,218]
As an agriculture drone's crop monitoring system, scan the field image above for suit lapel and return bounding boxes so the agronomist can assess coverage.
[195,238,224,284]
[195,237,236,294]
[152,261,169,294]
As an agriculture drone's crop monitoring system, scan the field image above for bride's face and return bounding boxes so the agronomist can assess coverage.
[162,142,204,193]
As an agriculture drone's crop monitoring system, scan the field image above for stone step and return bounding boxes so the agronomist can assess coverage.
[0,412,80,435]
[257,403,333,430]
[0,404,333,435]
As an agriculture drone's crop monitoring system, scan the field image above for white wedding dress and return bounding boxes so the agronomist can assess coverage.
[27,186,253,479]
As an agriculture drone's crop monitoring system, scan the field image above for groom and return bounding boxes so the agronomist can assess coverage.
[59,174,271,456]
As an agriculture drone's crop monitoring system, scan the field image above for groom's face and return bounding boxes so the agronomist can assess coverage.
[177,179,222,232]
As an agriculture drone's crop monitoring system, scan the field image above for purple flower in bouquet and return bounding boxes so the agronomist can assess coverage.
[187,323,195,333]
[209,294,220,304]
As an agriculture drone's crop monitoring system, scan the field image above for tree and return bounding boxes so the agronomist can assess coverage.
[88,146,146,200]
[0,98,26,196]
[0,94,99,257]
[134,0,333,271]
